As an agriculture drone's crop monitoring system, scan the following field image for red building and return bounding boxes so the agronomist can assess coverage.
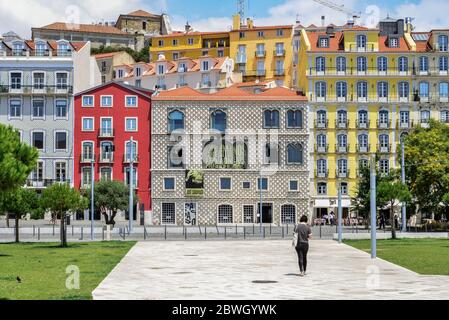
[74,82,152,222]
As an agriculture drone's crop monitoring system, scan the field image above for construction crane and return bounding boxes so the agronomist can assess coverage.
[237,0,246,25]
[312,0,361,25]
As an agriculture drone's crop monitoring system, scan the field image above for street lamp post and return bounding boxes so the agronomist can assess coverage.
[401,142,407,232]
[128,137,134,233]
[90,159,94,240]
[370,156,377,259]
[259,173,263,238]
[337,188,342,243]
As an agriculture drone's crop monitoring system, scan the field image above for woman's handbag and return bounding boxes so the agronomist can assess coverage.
[292,226,298,247]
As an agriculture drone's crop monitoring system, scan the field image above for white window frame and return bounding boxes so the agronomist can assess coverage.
[125,95,138,108]
[82,117,95,132]
[257,177,269,191]
[54,130,68,152]
[31,130,45,151]
[8,98,23,120]
[54,99,68,120]
[100,167,113,182]
[100,95,113,108]
[163,177,176,191]
[289,179,299,192]
[125,117,138,132]
[161,202,176,225]
[32,71,46,93]
[82,95,95,107]
[219,177,232,191]
[9,71,23,92]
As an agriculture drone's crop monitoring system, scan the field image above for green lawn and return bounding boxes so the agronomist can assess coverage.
[0,242,135,300]
[345,239,449,276]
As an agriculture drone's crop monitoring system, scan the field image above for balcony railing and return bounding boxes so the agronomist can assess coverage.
[256,69,266,76]
[356,144,370,153]
[123,155,139,163]
[99,153,114,163]
[396,120,414,129]
[315,144,329,153]
[255,51,266,58]
[335,119,350,129]
[315,170,329,179]
[0,85,73,95]
[336,169,350,179]
[377,120,392,129]
[377,144,392,153]
[0,49,73,57]
[274,69,285,76]
[307,67,413,76]
[274,49,286,57]
[348,44,376,52]
[309,95,411,103]
[236,54,247,64]
[98,128,115,138]
[356,120,370,129]
[80,154,95,163]
[314,119,329,129]
[335,144,349,154]
[26,179,70,188]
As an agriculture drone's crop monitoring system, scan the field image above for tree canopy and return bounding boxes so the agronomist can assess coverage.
[91,45,149,63]
[0,124,38,192]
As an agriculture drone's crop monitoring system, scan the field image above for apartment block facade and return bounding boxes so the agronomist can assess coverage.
[74,82,153,221]
[114,55,241,92]
[0,39,96,190]
[297,18,449,219]
[151,86,309,226]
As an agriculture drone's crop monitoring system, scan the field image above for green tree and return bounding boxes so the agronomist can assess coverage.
[0,124,38,226]
[91,45,149,63]
[40,184,87,247]
[0,188,39,242]
[404,120,449,218]
[377,181,412,239]
[84,180,138,227]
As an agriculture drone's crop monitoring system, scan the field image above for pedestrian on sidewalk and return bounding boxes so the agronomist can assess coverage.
[293,215,312,277]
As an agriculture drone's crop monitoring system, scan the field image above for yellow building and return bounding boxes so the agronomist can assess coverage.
[149,25,230,62]
[230,14,293,87]
[297,18,420,219]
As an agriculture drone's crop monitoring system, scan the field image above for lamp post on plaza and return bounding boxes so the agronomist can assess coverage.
[370,156,377,259]
[128,136,134,233]
[90,159,95,240]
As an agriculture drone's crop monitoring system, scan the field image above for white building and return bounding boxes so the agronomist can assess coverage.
[0,39,100,193]
[114,55,242,93]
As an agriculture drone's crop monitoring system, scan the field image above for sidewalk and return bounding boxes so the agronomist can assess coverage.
[93,240,449,300]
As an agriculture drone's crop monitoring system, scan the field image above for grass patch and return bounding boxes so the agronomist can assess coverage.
[0,241,135,300]
[345,238,449,276]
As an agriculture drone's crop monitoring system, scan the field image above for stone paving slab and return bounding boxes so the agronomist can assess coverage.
[92,240,449,300]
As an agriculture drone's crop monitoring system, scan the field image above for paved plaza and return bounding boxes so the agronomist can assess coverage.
[92,240,449,300]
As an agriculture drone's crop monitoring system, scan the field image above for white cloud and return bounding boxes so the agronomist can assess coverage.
[0,0,167,38]
[391,0,449,31]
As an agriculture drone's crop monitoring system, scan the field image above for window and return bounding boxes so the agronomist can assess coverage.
[125,141,138,162]
[379,159,389,175]
[55,132,67,151]
[440,82,449,97]
[168,146,184,168]
[421,110,430,123]
[82,96,94,107]
[188,38,194,45]
[158,40,164,47]
[220,178,232,190]
[125,96,137,107]
[289,180,298,191]
[357,81,368,99]
[379,134,389,148]
[168,110,185,132]
[358,110,368,125]
[317,159,327,176]
[242,181,251,189]
[357,56,367,72]
[82,118,94,131]
[211,110,227,132]
[218,205,233,224]
[337,134,348,148]
[336,57,346,72]
[172,39,178,46]
[56,73,68,89]
[218,50,224,57]
[202,60,209,71]
[100,167,112,182]
[10,72,22,90]
[337,159,348,176]
[317,110,327,126]
[162,203,176,224]
[101,96,112,107]
[124,167,137,186]
[316,57,326,72]
[33,72,45,90]
[172,52,179,60]
[438,35,448,51]
[419,56,429,72]
[281,205,296,224]
[358,134,368,148]
[276,29,284,37]
[378,82,388,98]
[100,142,114,162]
[398,82,409,99]
[398,57,408,72]
[337,110,347,126]
[287,110,303,128]
[439,56,448,71]
[315,82,327,98]
[31,162,44,181]
[55,100,67,118]
[57,42,70,56]
[379,110,389,125]
[357,35,367,49]
[32,132,44,150]
[239,32,245,39]
[389,37,399,47]
[243,205,254,223]
[287,143,303,164]
[82,142,94,161]
[100,118,113,136]
[55,162,66,182]
[359,159,369,170]
[81,167,92,188]
[319,37,329,48]
[377,56,387,72]
[275,43,285,56]
[117,69,124,78]
[9,100,21,118]
[125,118,137,132]
[257,178,268,191]
[441,110,449,123]
[317,134,327,148]
[30,99,44,119]
[35,42,47,56]
[400,111,410,125]
[164,178,175,190]
[419,82,429,97]
[317,182,327,195]
[263,110,279,128]
[258,31,264,37]
[339,183,348,195]
[336,82,347,98]
[135,79,141,87]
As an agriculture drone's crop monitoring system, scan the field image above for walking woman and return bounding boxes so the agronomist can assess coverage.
[294,215,312,276]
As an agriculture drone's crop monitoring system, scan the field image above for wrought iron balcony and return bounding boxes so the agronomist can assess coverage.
[98,128,115,138]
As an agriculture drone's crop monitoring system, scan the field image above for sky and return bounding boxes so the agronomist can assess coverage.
[0,0,448,39]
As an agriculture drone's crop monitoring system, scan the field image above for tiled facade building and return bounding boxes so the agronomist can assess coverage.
[151,86,309,226]
[0,38,98,191]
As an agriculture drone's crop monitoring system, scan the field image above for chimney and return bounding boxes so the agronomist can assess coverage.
[405,17,414,33]
[321,16,325,27]
[247,18,254,29]
[185,21,192,33]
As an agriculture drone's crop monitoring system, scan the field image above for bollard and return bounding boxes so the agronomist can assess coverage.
[144,226,146,240]
[282,226,284,238]
[53,224,55,236]
[164,225,167,240]
[72,225,74,236]
[263,227,266,238]
[320,223,322,239]
[102,227,105,241]
[224,227,227,240]
[33,225,35,237]
[236,224,238,235]
[270,224,272,235]
[253,224,255,235]
[38,227,40,241]
[244,226,246,239]
[286,224,289,235]
[205,226,207,240]
[81,227,83,240]
[185,227,187,240]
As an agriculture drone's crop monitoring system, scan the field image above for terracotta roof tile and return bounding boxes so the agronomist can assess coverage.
[125,10,159,18]
[35,22,129,35]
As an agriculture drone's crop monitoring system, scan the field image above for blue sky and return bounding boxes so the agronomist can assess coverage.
[0,0,446,38]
